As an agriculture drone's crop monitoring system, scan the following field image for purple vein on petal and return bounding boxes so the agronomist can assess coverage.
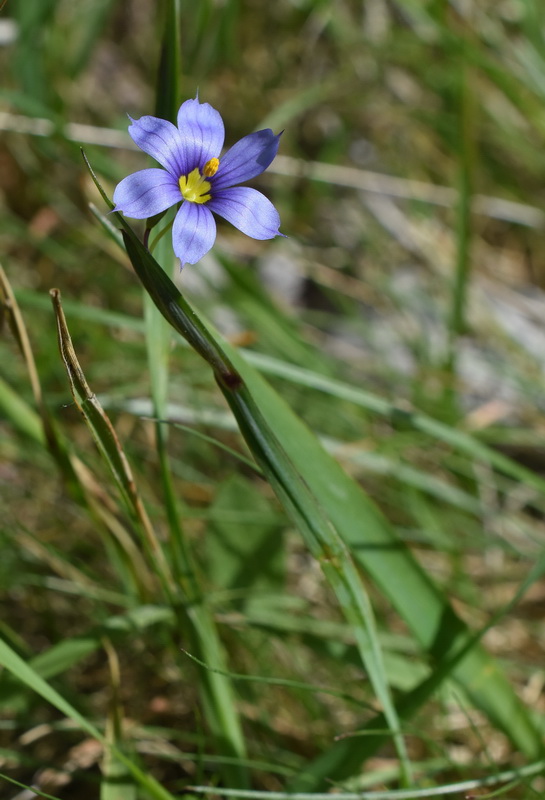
[113,168,181,219]
[128,116,188,176]
[177,97,225,171]
[212,130,281,190]
[208,186,282,240]
[172,201,217,266]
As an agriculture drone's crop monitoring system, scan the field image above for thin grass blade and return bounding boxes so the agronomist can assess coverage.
[118,227,543,775]
[0,638,175,800]
[49,288,175,599]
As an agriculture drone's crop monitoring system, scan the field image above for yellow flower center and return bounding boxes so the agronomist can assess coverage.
[178,157,220,204]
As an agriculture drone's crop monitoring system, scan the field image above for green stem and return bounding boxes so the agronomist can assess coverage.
[155,0,182,124]
[119,225,412,783]
[142,3,250,786]
[445,24,476,412]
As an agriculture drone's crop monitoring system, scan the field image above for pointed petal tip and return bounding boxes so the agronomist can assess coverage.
[176,97,225,171]
[209,187,282,241]
[213,129,281,190]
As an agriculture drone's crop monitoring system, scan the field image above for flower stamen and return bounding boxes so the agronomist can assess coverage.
[203,157,220,177]
[178,159,220,204]
[179,167,213,204]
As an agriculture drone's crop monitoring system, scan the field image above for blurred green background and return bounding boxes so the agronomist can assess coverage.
[3,1,545,798]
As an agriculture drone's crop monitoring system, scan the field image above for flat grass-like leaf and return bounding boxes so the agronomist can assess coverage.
[144,248,251,785]
[118,219,412,780]
[154,0,182,125]
[9,288,523,519]
[223,339,544,756]
[50,280,249,786]
[0,265,82,495]
[115,220,543,781]
[50,288,174,598]
[246,353,545,499]
[0,638,175,800]
[0,375,43,443]
[101,640,137,800]
[83,153,543,781]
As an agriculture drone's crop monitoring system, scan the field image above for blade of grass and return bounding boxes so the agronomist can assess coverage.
[246,352,545,500]
[101,639,137,800]
[444,20,476,416]
[219,372,413,780]
[50,288,175,601]
[143,227,189,581]
[145,2,183,579]
[15,272,545,504]
[181,648,372,709]
[145,4,250,783]
[0,774,63,800]
[85,157,543,773]
[0,374,44,443]
[81,149,414,777]
[186,759,545,800]
[2,264,157,599]
[0,264,83,498]
[119,226,543,772]
[119,223,413,784]
[0,638,175,800]
[155,0,182,124]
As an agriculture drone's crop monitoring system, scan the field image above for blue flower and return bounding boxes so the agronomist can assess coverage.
[113,96,283,267]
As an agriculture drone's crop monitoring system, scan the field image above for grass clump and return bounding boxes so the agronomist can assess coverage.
[2,2,545,799]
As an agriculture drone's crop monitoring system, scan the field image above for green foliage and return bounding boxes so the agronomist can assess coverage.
[207,475,285,602]
[2,1,545,799]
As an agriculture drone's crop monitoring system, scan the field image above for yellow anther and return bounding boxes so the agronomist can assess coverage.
[203,157,220,178]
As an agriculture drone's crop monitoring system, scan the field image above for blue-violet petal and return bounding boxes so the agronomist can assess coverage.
[209,187,282,240]
[212,129,281,191]
[172,201,217,266]
[113,168,181,219]
[128,116,188,177]
[177,97,225,172]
